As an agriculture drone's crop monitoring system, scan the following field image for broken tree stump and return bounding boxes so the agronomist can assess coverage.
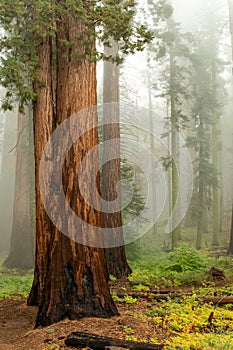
[65,332,165,349]
[210,267,226,281]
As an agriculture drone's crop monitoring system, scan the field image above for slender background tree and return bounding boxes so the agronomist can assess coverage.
[102,38,132,279]
[3,109,34,269]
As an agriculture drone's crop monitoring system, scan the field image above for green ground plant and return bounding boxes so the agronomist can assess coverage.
[112,293,138,304]
[147,290,233,349]
[1,241,233,349]
[128,242,233,287]
[0,254,33,300]
[166,243,208,272]
[165,333,233,349]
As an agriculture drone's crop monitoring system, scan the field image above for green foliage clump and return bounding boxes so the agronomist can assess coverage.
[128,243,212,286]
[166,243,208,273]
[132,284,150,292]
[112,293,137,304]
[44,344,60,350]
[124,325,134,335]
[109,274,117,282]
[0,257,33,300]
[214,256,233,276]
[0,272,33,300]
[128,260,161,286]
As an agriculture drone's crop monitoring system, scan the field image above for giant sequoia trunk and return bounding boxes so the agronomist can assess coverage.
[27,14,118,327]
[102,39,131,278]
[4,111,34,269]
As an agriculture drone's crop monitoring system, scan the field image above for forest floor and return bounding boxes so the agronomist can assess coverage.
[0,279,171,350]
[1,278,233,350]
[1,224,233,350]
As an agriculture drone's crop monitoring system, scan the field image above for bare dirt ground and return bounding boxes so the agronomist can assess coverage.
[0,282,168,350]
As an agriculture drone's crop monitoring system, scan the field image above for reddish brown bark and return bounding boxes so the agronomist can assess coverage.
[27,14,118,327]
[102,39,132,278]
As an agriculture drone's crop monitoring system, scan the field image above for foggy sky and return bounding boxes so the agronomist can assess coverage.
[172,0,228,30]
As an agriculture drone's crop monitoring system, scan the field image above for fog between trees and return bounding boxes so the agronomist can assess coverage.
[0,0,233,327]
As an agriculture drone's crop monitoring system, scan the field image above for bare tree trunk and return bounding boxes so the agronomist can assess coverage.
[219,136,224,233]
[227,0,233,255]
[28,16,117,327]
[147,65,158,237]
[170,48,181,249]
[228,203,233,255]
[102,39,132,278]
[211,61,219,247]
[0,111,17,252]
[28,104,36,257]
[4,110,33,269]
[203,206,209,234]
[228,0,233,73]
[196,160,204,250]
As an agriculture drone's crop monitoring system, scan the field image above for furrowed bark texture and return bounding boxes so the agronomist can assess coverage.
[28,14,118,327]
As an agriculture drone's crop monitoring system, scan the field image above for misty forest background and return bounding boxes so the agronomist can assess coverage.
[1,0,233,264]
[1,0,233,348]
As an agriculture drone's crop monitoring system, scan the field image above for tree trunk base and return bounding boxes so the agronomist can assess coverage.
[105,247,132,279]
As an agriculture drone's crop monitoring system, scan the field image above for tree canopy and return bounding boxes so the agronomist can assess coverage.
[0,0,153,111]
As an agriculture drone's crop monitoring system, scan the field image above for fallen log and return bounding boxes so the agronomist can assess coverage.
[115,292,233,305]
[203,296,233,305]
[122,286,178,294]
[115,292,188,301]
[65,331,165,349]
